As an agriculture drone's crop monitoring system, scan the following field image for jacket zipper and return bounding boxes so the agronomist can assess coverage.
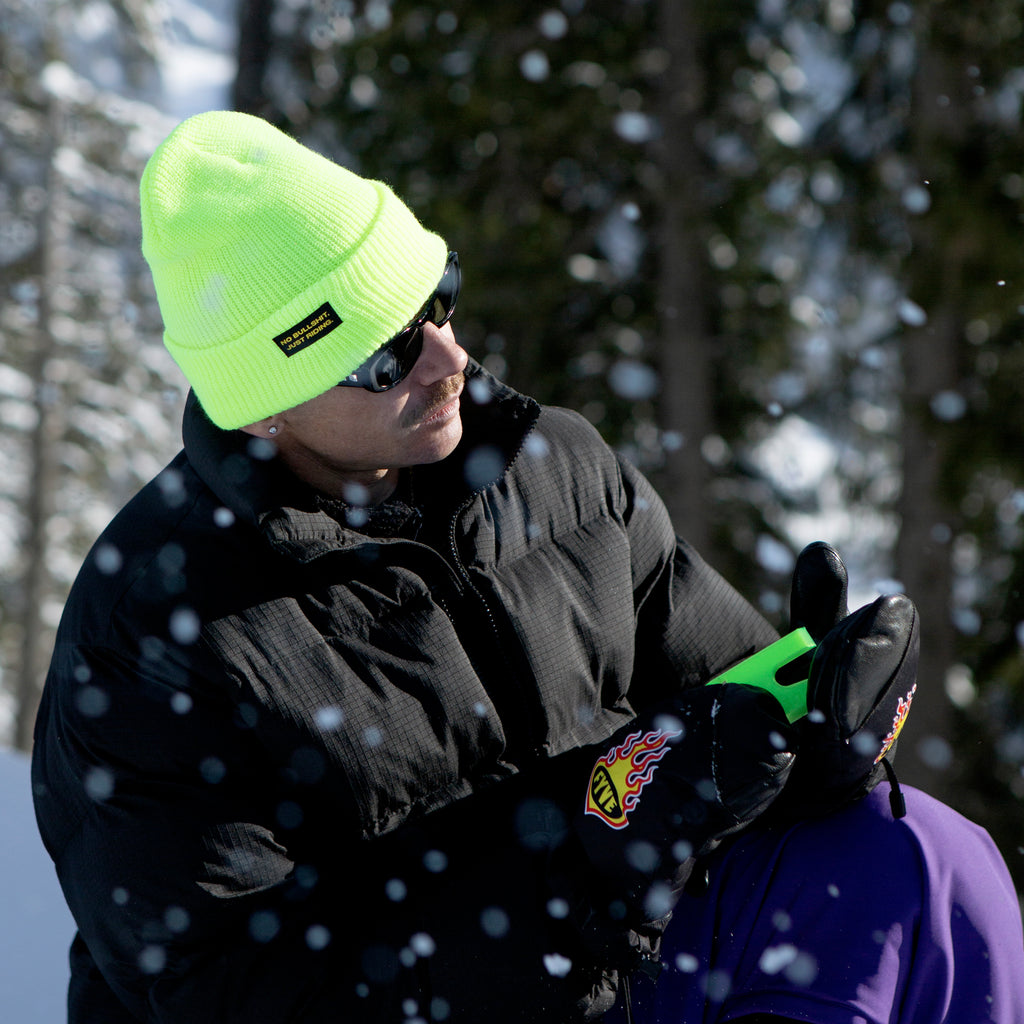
[444,496,541,763]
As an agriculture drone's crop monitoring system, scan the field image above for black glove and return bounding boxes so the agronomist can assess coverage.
[556,683,795,969]
[773,541,921,820]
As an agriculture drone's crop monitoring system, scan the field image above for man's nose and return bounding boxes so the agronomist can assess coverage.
[413,321,469,384]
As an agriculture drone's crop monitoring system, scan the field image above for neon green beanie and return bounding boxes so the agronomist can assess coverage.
[140,110,448,430]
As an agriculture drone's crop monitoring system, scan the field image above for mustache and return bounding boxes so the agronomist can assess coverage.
[402,372,465,428]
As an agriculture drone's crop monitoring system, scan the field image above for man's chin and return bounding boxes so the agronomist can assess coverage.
[415,412,464,466]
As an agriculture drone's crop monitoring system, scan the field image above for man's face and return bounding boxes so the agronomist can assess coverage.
[257,320,469,501]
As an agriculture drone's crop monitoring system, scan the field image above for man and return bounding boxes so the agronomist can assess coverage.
[32,111,941,1024]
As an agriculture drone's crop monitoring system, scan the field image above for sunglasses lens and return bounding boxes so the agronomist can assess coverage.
[430,254,460,325]
[369,327,423,391]
[427,294,448,324]
[337,252,459,392]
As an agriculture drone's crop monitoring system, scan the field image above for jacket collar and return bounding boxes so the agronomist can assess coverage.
[181,360,540,554]
[181,389,311,530]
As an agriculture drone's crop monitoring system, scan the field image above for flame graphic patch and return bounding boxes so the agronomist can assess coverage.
[875,683,918,764]
[584,726,681,829]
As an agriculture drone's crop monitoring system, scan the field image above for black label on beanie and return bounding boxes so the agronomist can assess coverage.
[273,302,342,356]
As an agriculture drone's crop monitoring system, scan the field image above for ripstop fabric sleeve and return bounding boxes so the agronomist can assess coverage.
[615,453,779,705]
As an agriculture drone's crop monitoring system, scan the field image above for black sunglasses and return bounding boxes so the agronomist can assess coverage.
[337,251,461,393]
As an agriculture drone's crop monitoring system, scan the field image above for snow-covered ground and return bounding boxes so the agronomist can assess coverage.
[1,746,75,1023]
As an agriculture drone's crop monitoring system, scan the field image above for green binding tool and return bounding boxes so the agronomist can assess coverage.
[707,628,817,723]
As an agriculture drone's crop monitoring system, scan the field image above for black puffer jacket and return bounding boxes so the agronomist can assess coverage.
[32,363,776,1023]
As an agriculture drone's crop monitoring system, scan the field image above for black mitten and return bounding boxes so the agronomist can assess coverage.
[561,684,795,967]
[775,541,921,820]
[790,539,849,639]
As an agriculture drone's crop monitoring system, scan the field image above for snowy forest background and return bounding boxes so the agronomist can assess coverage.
[3,0,1024,992]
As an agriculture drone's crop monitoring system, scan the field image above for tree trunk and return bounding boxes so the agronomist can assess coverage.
[651,0,715,558]
[232,0,275,115]
[895,306,958,799]
[13,97,66,751]
[892,17,969,800]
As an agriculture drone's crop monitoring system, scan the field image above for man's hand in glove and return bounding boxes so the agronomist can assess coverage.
[772,541,921,820]
[557,684,795,969]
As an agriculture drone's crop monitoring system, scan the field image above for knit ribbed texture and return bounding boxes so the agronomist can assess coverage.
[140,110,447,429]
